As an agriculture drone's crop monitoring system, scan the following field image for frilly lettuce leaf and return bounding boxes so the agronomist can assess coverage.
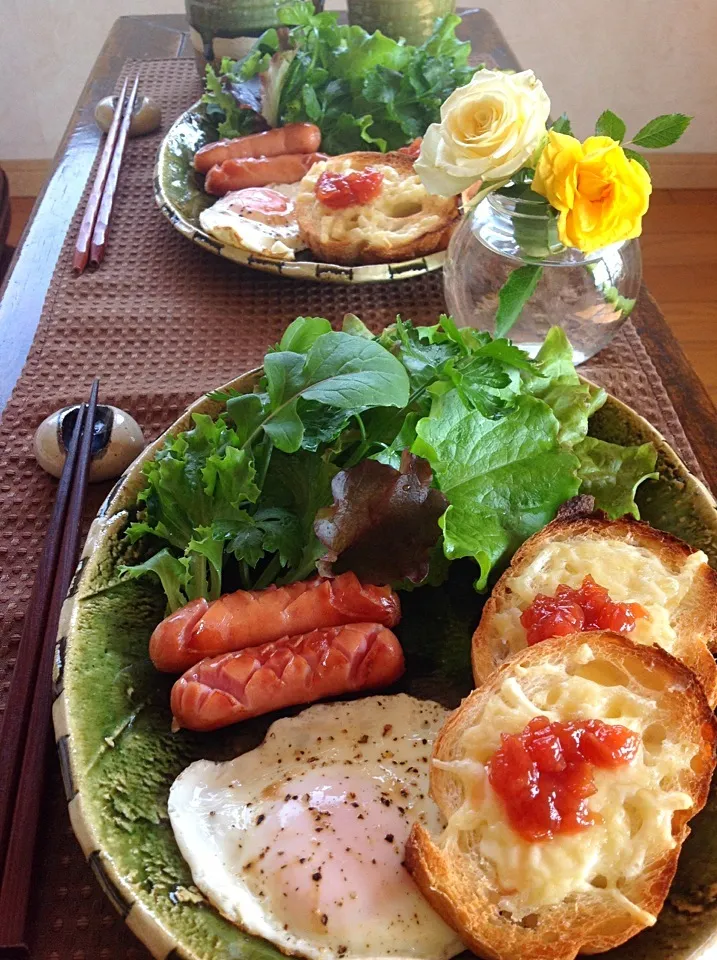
[523,326,607,445]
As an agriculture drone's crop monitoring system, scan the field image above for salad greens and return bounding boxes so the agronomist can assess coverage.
[123,316,658,609]
[202,1,476,155]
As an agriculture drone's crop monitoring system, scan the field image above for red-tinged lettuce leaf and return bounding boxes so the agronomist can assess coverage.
[314,451,448,584]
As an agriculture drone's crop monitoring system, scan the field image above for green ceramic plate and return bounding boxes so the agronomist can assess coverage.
[154,102,448,284]
[54,371,717,960]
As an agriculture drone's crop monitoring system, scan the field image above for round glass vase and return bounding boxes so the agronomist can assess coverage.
[443,192,642,363]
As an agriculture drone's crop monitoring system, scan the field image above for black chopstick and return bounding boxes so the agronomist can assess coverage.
[73,77,129,274]
[0,403,86,872]
[0,379,99,958]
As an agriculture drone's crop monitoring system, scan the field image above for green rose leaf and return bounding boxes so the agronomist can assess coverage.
[550,113,573,136]
[595,109,626,143]
[623,148,651,173]
[495,265,543,338]
[631,113,692,149]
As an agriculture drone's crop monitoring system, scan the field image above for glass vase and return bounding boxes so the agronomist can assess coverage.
[443,193,642,363]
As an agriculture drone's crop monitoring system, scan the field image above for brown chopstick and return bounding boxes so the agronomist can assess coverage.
[89,75,139,268]
[0,380,99,958]
[73,77,129,274]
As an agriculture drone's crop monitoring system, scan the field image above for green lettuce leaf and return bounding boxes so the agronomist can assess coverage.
[523,327,607,445]
[413,391,581,588]
[574,437,658,519]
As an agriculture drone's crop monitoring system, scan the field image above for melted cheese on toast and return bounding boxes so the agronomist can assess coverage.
[301,159,446,249]
[440,644,696,924]
[491,538,706,658]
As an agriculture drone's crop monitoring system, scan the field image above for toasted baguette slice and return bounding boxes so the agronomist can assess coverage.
[472,514,717,706]
[295,152,459,265]
[406,632,717,960]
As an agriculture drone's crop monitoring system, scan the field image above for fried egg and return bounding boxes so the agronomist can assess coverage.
[168,694,464,960]
[199,187,305,261]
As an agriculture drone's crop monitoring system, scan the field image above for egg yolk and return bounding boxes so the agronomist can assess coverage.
[237,765,452,954]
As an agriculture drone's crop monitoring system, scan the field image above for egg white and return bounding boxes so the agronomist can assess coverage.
[168,694,464,960]
[199,187,305,261]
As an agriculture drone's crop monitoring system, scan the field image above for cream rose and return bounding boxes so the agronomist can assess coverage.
[415,69,551,197]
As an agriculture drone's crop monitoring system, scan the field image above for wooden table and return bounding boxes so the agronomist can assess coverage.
[1,9,716,495]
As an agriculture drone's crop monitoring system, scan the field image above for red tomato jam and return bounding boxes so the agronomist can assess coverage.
[487,716,640,841]
[520,575,648,646]
[397,137,423,159]
[315,168,384,209]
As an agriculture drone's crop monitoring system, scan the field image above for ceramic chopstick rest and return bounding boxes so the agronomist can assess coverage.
[34,404,145,483]
[95,94,162,138]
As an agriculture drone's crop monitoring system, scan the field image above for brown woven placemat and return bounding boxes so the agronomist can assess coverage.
[0,57,705,959]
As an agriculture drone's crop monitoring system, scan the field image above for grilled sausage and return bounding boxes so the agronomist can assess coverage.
[204,152,327,195]
[150,572,401,673]
[194,123,322,174]
[171,622,405,730]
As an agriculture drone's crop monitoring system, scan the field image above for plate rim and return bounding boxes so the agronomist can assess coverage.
[153,100,449,285]
[52,368,717,960]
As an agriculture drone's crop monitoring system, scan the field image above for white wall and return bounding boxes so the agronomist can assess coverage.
[1,0,715,161]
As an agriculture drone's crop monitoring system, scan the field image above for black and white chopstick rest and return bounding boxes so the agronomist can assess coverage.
[34,404,145,482]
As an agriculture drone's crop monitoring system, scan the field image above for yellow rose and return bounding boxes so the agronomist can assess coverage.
[532,131,652,253]
[415,69,551,197]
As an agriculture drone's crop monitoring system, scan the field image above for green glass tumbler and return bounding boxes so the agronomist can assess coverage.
[186,0,325,73]
[347,0,456,44]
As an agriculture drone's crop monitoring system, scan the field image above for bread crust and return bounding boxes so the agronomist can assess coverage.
[406,632,717,960]
[472,514,717,706]
[295,152,459,265]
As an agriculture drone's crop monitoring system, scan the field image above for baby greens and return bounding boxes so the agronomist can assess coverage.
[203,1,476,154]
[123,316,657,608]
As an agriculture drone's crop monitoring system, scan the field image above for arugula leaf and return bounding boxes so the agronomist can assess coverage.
[574,437,658,518]
[342,314,374,339]
[631,113,692,149]
[234,330,411,454]
[595,109,626,142]
[299,332,410,408]
[279,316,332,352]
[413,392,581,588]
